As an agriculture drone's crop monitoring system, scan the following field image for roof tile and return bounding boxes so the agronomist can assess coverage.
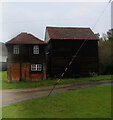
[47,27,98,40]
[6,33,46,44]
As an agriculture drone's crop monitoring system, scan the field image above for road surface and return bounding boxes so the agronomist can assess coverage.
[1,80,113,107]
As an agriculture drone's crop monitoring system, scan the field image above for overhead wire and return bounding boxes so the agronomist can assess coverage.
[92,0,112,30]
[47,0,112,96]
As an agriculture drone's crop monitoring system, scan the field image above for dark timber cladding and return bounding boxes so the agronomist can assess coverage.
[6,33,46,82]
[45,27,99,78]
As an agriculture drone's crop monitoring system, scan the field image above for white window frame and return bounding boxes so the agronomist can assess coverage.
[13,45,19,54]
[31,64,42,71]
[33,45,39,54]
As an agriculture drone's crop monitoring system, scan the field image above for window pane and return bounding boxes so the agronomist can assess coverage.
[13,45,19,54]
[37,64,42,71]
[33,45,39,54]
[31,64,42,71]
[31,64,37,71]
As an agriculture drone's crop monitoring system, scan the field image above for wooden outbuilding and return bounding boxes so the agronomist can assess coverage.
[45,27,99,78]
[6,33,46,82]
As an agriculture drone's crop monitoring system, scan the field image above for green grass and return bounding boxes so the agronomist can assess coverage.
[2,85,111,118]
[0,71,113,89]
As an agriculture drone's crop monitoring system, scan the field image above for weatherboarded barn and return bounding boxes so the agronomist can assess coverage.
[6,33,46,82]
[45,27,99,78]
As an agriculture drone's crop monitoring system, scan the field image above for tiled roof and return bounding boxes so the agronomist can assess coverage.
[47,27,98,40]
[6,33,46,44]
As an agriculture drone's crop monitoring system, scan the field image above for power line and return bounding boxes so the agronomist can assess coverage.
[48,40,86,96]
[48,0,112,97]
[92,0,112,30]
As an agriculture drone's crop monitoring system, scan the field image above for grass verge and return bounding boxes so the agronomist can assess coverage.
[2,85,111,118]
[1,71,113,89]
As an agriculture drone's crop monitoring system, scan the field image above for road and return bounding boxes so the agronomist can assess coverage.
[1,80,113,107]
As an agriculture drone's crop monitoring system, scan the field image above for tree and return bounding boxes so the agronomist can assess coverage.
[95,33,100,39]
[100,29,113,41]
[107,29,113,41]
[98,28,113,74]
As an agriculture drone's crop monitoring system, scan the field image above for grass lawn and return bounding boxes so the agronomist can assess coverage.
[2,85,111,118]
[0,71,113,89]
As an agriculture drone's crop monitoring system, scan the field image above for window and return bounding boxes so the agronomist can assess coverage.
[33,45,39,54]
[31,64,42,71]
[13,45,19,54]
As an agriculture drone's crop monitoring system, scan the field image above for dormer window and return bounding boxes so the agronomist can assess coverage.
[33,45,39,54]
[13,45,19,54]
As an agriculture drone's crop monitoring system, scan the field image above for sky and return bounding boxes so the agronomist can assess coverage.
[1,1,111,42]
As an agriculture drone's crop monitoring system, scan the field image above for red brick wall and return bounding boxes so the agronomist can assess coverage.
[43,62,46,80]
[7,63,20,82]
[7,62,46,82]
[21,63,30,81]
[31,73,42,81]
[31,62,46,81]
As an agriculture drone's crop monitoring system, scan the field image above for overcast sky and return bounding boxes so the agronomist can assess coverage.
[1,2,111,42]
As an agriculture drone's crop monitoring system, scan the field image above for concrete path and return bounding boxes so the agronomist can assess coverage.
[1,80,113,107]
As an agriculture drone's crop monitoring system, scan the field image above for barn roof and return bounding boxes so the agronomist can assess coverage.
[6,33,46,44]
[46,27,98,40]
